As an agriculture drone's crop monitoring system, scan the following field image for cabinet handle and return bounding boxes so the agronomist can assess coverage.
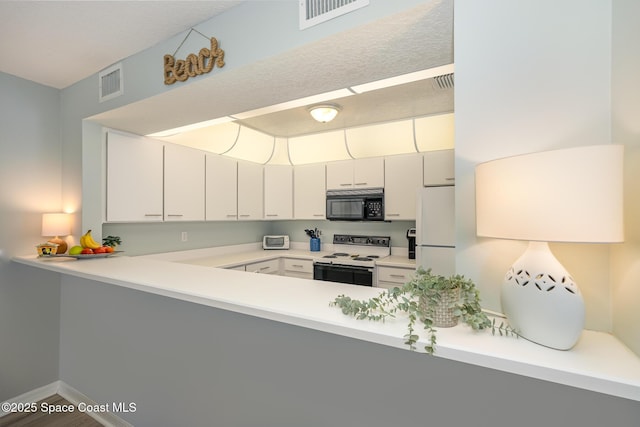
[144,214,163,217]
[167,214,183,217]
[291,264,304,268]
[386,213,400,217]
[313,214,324,217]
[226,214,237,218]
[339,183,351,187]
[390,274,406,278]
[259,266,270,271]
[445,177,455,181]
[266,214,278,217]
[354,182,367,186]
[239,214,250,218]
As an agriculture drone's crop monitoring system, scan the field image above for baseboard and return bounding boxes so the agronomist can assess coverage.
[1,381,133,427]
[0,381,60,417]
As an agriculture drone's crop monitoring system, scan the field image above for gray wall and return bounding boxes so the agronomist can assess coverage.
[59,275,640,427]
[0,72,62,400]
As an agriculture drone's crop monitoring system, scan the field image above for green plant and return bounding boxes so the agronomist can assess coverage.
[102,235,122,248]
[330,267,517,354]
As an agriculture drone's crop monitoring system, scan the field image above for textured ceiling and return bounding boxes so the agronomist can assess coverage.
[0,1,243,89]
[91,1,454,139]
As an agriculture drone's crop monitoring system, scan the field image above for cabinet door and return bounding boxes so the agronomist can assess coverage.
[384,154,422,220]
[264,165,293,219]
[294,163,326,219]
[164,143,205,221]
[106,131,163,222]
[283,258,313,279]
[245,259,279,274]
[206,154,238,221]
[237,161,263,220]
[377,266,415,289]
[326,160,353,190]
[354,157,384,188]
[423,149,455,186]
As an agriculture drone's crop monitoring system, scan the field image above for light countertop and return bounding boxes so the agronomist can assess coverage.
[12,251,640,402]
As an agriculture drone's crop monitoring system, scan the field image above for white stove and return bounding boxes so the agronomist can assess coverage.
[313,234,391,286]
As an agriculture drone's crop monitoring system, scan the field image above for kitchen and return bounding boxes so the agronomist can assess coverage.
[2,1,640,426]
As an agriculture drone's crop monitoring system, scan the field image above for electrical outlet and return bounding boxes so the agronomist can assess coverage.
[181,231,188,242]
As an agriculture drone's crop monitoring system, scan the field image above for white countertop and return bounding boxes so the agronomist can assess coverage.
[13,251,640,402]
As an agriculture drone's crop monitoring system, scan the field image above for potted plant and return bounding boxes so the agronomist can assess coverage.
[330,267,517,354]
[102,235,122,249]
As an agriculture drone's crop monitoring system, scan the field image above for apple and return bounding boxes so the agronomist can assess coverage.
[81,248,94,255]
[93,246,107,254]
[104,246,114,253]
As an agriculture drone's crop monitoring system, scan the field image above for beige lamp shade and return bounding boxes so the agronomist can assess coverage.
[475,144,624,350]
[475,144,624,243]
[42,213,71,254]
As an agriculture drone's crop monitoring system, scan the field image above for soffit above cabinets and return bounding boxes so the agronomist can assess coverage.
[90,1,454,141]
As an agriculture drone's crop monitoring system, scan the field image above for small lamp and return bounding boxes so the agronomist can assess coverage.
[42,213,71,254]
[475,145,624,350]
[308,104,341,123]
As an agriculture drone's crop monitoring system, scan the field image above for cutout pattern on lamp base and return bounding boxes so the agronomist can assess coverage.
[501,241,585,350]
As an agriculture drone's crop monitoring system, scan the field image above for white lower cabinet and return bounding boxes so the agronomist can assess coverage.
[245,259,280,274]
[376,266,415,290]
[282,258,313,279]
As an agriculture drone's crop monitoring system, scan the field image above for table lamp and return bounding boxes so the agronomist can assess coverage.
[42,213,71,254]
[475,145,623,350]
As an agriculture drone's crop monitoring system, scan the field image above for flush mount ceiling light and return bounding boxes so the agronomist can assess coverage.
[308,104,341,123]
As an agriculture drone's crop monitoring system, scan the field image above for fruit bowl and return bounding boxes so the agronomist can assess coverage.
[39,251,123,259]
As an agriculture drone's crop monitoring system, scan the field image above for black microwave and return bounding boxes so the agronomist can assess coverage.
[326,188,384,221]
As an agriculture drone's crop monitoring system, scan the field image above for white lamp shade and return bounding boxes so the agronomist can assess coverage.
[42,213,71,237]
[475,144,624,243]
[309,105,340,123]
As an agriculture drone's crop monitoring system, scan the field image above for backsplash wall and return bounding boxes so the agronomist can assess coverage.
[103,220,415,256]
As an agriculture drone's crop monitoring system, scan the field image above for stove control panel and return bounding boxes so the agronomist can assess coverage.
[333,234,390,247]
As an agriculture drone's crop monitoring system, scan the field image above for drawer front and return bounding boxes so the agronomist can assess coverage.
[283,258,313,274]
[246,259,280,274]
[377,267,414,285]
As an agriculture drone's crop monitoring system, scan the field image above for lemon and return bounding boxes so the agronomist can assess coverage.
[69,245,83,255]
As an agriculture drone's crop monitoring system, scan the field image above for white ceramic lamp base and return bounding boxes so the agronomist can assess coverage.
[501,241,585,350]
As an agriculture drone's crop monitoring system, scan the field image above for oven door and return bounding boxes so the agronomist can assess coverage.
[313,263,373,286]
[326,198,365,221]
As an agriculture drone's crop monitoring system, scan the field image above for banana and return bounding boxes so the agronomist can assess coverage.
[80,229,101,250]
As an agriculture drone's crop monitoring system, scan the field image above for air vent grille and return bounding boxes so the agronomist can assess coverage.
[300,0,369,30]
[433,73,454,90]
[99,63,123,102]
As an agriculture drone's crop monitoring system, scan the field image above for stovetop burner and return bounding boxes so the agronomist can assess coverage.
[313,234,391,268]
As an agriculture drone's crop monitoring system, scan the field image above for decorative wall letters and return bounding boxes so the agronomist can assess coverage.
[164,37,225,85]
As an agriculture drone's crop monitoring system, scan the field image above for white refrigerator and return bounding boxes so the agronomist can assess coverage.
[415,186,455,276]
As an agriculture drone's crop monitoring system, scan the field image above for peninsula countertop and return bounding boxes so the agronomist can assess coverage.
[12,250,640,402]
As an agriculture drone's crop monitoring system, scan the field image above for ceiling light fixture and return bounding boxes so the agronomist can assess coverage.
[309,104,341,123]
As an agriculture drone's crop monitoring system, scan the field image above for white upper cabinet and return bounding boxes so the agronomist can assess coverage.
[206,154,238,221]
[354,157,384,188]
[384,153,422,220]
[237,160,263,220]
[326,158,384,190]
[423,149,455,186]
[294,163,326,220]
[264,165,293,219]
[164,143,205,221]
[106,131,164,222]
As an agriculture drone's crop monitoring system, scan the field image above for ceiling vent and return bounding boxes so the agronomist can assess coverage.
[433,73,454,90]
[300,0,369,30]
[99,62,123,102]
